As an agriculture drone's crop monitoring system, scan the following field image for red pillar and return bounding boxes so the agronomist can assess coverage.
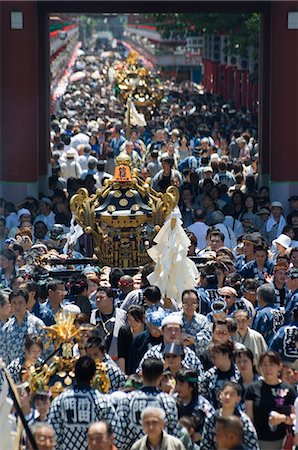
[269,1,298,203]
[0,1,39,201]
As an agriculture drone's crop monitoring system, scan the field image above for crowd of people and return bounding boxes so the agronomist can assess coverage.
[0,38,298,450]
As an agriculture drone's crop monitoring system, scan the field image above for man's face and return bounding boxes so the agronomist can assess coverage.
[219,290,236,309]
[34,223,47,239]
[213,324,229,343]
[88,423,113,450]
[49,284,66,303]
[142,413,164,441]
[182,293,198,315]
[34,426,56,450]
[163,324,182,344]
[10,295,27,321]
[96,290,113,311]
[210,236,224,252]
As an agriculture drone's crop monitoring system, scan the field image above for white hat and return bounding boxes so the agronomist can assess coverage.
[62,304,81,314]
[210,153,220,162]
[17,208,31,220]
[273,234,291,249]
[161,313,183,328]
[203,166,213,173]
[271,201,283,209]
[66,149,76,158]
[39,197,52,206]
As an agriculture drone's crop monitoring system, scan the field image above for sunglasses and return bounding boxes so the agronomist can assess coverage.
[221,294,231,299]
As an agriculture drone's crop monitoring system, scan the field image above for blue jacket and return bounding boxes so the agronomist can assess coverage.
[269,320,298,362]
[253,305,285,343]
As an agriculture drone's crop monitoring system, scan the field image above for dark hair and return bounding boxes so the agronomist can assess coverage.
[259,351,281,366]
[141,263,155,287]
[176,368,198,399]
[67,274,88,295]
[212,319,228,332]
[9,289,29,303]
[144,286,161,304]
[0,248,16,264]
[209,230,225,243]
[127,305,145,323]
[142,358,164,382]
[86,336,106,353]
[96,286,115,299]
[181,289,199,303]
[47,279,65,295]
[109,268,124,288]
[74,356,96,385]
[24,334,43,352]
[220,381,242,397]
[234,348,256,373]
[208,340,235,359]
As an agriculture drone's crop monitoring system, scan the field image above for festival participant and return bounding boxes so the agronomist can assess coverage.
[0,290,11,329]
[269,305,298,363]
[137,313,203,376]
[48,356,117,450]
[0,289,45,365]
[245,351,296,450]
[117,305,145,374]
[90,287,126,361]
[253,283,284,343]
[131,406,185,450]
[175,368,214,441]
[215,415,245,450]
[200,382,259,450]
[87,421,117,450]
[29,422,56,450]
[199,341,240,408]
[85,336,126,392]
[115,358,180,450]
[234,348,260,395]
[234,310,267,361]
[7,334,43,384]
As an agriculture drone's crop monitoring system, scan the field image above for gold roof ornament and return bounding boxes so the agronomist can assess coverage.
[27,309,110,397]
[70,158,179,268]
